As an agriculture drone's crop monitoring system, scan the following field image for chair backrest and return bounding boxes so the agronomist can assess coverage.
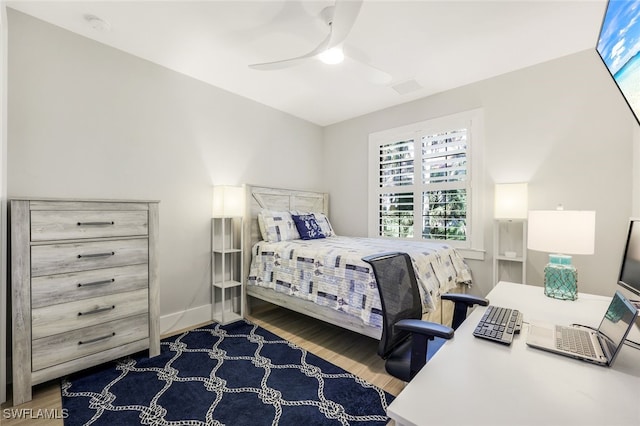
[363,252,422,358]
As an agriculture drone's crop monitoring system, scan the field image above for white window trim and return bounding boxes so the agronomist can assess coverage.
[368,109,485,260]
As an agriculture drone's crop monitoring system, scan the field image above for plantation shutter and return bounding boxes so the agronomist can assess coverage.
[372,127,470,242]
[421,129,468,241]
[422,129,467,186]
[377,139,415,238]
[378,139,414,187]
[369,109,484,252]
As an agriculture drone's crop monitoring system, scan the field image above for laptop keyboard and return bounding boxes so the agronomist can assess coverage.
[555,326,596,357]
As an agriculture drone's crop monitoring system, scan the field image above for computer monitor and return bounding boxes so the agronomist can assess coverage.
[618,219,640,297]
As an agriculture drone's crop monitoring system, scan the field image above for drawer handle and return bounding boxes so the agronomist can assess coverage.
[77,221,115,226]
[78,305,115,316]
[77,251,115,259]
[78,278,115,288]
[78,332,115,345]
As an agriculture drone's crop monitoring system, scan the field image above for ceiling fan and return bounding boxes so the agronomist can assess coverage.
[248,0,392,84]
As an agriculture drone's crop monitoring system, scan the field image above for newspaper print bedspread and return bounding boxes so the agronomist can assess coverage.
[247,236,472,329]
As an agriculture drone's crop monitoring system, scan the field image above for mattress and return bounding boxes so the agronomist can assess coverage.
[247,236,472,329]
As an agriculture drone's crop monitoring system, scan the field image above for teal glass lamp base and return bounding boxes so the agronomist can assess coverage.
[543,254,577,301]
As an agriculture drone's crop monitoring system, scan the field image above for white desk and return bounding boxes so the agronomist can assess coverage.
[387,282,640,426]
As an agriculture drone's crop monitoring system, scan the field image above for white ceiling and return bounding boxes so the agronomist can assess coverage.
[6,0,608,126]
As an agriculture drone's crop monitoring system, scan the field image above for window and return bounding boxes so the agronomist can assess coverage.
[368,110,484,258]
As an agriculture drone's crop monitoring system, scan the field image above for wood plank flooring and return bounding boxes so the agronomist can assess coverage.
[1,304,413,425]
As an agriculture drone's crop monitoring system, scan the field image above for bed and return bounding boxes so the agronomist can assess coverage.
[243,185,473,339]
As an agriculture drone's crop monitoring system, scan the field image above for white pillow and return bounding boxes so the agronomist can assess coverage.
[258,210,301,242]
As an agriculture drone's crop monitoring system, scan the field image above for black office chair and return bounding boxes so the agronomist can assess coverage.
[363,252,488,382]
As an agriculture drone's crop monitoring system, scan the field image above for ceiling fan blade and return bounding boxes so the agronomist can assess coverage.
[344,45,393,85]
[344,56,393,85]
[248,0,363,71]
[328,0,363,48]
[249,31,331,70]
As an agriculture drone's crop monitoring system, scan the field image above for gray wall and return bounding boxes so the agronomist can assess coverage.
[7,10,324,333]
[324,49,636,299]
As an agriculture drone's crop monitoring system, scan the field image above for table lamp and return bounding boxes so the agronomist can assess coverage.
[527,208,595,300]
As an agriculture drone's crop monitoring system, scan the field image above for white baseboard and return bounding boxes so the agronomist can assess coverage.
[160,304,212,337]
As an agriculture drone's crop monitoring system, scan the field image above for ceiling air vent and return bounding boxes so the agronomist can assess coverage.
[392,79,422,95]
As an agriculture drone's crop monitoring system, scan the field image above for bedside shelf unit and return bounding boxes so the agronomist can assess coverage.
[493,219,527,285]
[211,217,244,324]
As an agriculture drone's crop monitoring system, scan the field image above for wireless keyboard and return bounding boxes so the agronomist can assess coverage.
[473,305,523,345]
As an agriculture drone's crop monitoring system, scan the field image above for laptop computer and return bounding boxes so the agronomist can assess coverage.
[526,290,638,366]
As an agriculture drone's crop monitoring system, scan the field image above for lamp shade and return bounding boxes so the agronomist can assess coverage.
[494,183,528,219]
[527,210,596,255]
[212,185,244,217]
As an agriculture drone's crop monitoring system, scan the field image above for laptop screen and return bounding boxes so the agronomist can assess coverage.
[597,291,638,362]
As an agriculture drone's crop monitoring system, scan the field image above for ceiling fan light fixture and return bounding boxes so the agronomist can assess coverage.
[318,46,344,65]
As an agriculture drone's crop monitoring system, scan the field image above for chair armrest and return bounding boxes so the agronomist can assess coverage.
[441,293,489,307]
[442,293,489,330]
[395,319,454,340]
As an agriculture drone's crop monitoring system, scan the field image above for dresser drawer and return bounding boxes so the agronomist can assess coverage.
[31,210,148,241]
[31,238,148,277]
[31,264,148,309]
[32,288,149,339]
[32,313,149,371]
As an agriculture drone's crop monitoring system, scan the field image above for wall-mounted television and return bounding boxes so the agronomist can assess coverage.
[596,0,640,126]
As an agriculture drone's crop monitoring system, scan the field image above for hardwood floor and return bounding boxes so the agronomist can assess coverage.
[1,305,408,425]
[246,305,406,397]
[1,382,65,426]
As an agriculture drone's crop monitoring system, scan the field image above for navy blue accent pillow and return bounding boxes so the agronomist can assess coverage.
[291,214,326,240]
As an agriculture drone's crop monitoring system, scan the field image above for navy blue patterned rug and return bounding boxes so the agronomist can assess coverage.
[61,320,393,425]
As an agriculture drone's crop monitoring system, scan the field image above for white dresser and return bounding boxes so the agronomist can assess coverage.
[10,199,160,405]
